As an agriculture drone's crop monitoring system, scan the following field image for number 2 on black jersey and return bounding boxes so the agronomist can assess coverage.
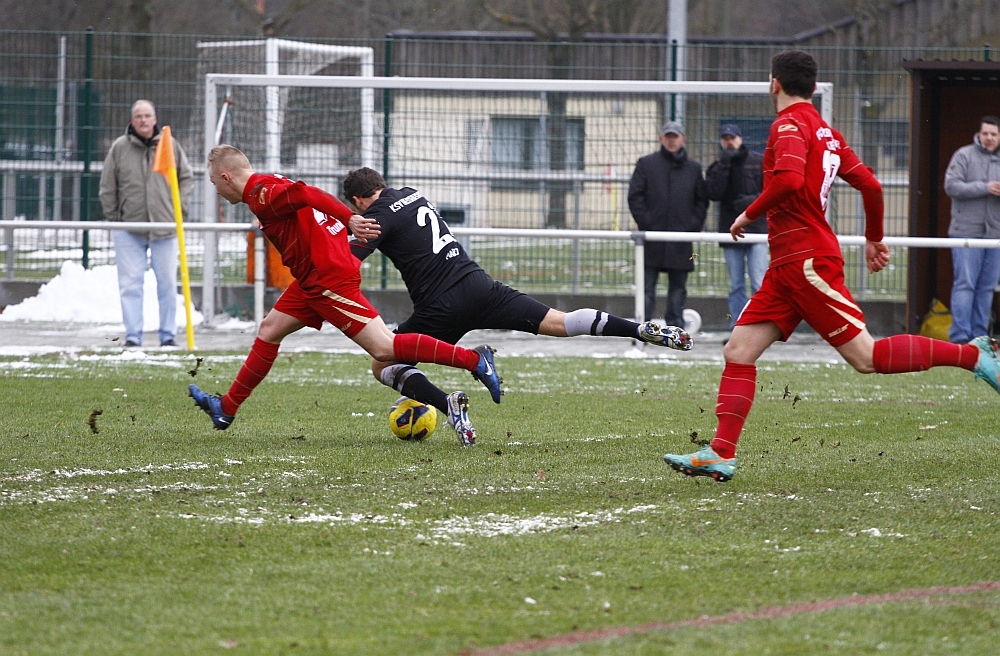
[416,205,456,254]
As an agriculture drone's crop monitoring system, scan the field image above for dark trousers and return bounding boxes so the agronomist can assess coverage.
[644,267,688,326]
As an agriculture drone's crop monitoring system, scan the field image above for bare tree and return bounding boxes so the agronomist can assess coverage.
[229,0,319,36]
[480,1,603,228]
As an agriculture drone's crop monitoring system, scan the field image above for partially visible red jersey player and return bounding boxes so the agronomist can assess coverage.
[663,50,1000,482]
[188,145,501,447]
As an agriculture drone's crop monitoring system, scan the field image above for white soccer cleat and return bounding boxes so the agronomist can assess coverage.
[638,322,693,351]
[446,391,476,446]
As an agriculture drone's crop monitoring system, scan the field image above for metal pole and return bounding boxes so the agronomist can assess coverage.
[54,36,66,222]
[633,233,645,322]
[81,27,94,269]
[853,86,867,300]
[3,174,14,279]
[539,91,548,229]
[667,0,687,125]
[254,226,265,327]
[669,40,678,121]
[203,76,218,321]
[264,38,281,173]
[572,179,581,294]
[380,35,392,290]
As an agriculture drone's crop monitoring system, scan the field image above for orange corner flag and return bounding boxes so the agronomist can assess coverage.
[152,125,197,352]
[152,125,177,177]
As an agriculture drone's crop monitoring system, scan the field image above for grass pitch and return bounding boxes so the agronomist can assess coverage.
[1,348,999,655]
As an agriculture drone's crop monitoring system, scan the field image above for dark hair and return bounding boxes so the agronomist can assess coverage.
[981,116,1000,129]
[771,50,817,99]
[342,167,386,201]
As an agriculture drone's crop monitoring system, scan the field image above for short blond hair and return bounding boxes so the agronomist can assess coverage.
[207,144,252,173]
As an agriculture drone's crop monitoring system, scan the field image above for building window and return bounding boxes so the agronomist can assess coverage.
[864,120,909,170]
[490,116,584,188]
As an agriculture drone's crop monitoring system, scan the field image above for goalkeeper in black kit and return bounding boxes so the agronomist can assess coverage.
[343,167,692,444]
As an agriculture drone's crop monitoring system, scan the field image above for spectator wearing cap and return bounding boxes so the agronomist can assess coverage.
[628,120,709,328]
[704,123,767,330]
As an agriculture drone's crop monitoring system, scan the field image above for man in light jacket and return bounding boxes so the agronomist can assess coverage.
[944,115,1000,343]
[628,120,708,328]
[99,99,192,347]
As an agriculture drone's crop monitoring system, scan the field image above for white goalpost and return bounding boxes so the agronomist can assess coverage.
[199,74,834,320]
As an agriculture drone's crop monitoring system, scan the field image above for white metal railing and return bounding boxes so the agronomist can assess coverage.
[5,220,1000,329]
[0,220,265,326]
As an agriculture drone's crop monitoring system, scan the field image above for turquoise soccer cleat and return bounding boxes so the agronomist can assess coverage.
[663,445,737,482]
[971,336,1000,394]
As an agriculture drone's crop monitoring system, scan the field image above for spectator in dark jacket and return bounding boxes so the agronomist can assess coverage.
[628,120,708,327]
[705,123,767,329]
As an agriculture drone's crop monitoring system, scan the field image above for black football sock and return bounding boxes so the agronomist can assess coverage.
[379,364,449,413]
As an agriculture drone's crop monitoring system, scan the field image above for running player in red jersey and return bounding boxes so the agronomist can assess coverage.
[188,145,501,446]
[663,50,1000,482]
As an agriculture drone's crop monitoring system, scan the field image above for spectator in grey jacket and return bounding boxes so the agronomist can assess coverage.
[704,123,767,329]
[628,120,708,328]
[944,116,1000,343]
[99,99,192,347]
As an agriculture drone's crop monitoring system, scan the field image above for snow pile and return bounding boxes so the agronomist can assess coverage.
[0,261,203,329]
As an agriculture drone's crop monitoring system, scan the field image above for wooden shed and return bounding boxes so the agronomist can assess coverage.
[902,60,1000,333]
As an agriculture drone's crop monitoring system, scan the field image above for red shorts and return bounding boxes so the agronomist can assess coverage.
[736,256,867,347]
[272,279,379,338]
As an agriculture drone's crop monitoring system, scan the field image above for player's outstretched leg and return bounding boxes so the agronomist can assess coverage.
[388,332,503,402]
[446,391,476,446]
[971,336,1000,393]
[471,345,503,404]
[637,322,693,351]
[189,384,235,430]
[558,309,692,350]
[662,445,736,483]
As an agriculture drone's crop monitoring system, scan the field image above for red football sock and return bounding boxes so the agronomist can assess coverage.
[872,335,978,374]
[392,333,479,371]
[709,363,757,460]
[221,338,281,416]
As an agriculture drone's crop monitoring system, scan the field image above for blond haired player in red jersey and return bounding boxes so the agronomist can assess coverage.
[187,145,502,446]
[663,50,1000,482]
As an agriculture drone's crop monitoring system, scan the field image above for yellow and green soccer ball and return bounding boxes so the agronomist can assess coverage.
[388,397,437,441]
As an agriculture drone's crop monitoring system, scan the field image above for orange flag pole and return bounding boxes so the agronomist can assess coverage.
[152,126,196,351]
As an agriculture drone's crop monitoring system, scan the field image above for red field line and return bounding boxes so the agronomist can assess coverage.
[460,581,1000,656]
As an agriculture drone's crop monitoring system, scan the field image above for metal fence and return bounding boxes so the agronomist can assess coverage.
[1,29,994,303]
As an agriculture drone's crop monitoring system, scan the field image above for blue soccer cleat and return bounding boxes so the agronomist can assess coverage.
[446,391,476,447]
[971,336,1000,394]
[189,384,235,430]
[471,345,503,404]
[663,445,737,482]
[638,322,693,351]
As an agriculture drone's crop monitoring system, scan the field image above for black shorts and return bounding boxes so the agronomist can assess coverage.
[395,270,550,344]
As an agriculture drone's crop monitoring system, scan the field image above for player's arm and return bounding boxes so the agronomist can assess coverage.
[732,118,807,240]
[836,141,887,272]
[349,239,375,261]
[287,182,353,224]
[348,214,381,243]
[349,209,387,260]
[731,170,804,240]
